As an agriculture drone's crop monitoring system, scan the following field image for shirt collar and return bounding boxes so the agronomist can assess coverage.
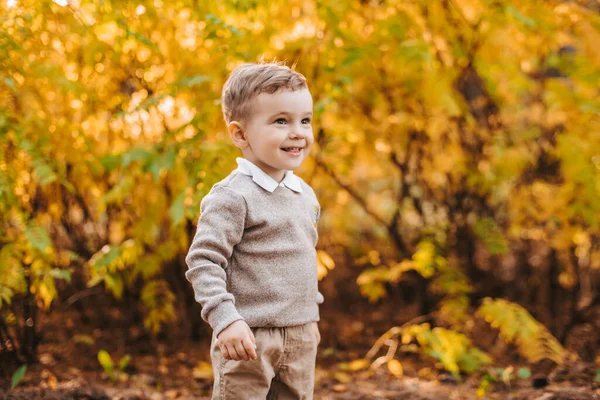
[236,158,303,193]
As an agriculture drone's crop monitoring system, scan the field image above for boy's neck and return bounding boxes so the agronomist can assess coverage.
[239,157,286,183]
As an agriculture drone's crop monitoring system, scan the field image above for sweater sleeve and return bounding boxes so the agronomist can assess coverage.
[315,203,324,305]
[185,186,246,337]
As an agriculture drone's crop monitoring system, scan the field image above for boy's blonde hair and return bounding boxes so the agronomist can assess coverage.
[221,62,308,124]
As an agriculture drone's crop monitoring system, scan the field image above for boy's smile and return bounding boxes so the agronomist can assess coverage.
[229,88,314,183]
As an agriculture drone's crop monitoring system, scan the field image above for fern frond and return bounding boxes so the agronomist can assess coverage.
[357,240,446,302]
[141,279,176,333]
[476,298,565,364]
[473,217,508,255]
[0,244,26,309]
[87,239,143,299]
[438,295,470,325]
[25,220,54,256]
[16,134,58,186]
[367,322,492,377]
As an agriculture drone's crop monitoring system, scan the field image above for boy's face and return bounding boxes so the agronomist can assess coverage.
[231,88,314,182]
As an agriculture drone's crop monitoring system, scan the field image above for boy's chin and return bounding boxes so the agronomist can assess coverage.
[270,155,307,171]
[282,161,304,171]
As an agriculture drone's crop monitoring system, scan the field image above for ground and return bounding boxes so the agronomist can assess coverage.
[1,304,599,399]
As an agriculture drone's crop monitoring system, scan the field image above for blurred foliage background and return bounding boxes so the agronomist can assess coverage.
[1,0,599,390]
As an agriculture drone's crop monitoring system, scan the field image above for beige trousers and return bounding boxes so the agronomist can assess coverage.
[210,323,318,399]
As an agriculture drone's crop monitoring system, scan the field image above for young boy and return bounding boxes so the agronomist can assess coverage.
[185,62,323,399]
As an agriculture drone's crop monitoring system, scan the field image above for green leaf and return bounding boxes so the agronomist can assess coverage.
[104,273,124,299]
[169,191,185,227]
[97,350,115,380]
[116,19,159,51]
[122,147,152,168]
[176,75,211,87]
[146,153,162,181]
[596,368,600,383]
[412,241,437,278]
[321,347,335,357]
[11,365,27,389]
[99,153,121,172]
[86,274,105,288]
[146,150,176,181]
[359,281,387,303]
[342,48,364,68]
[473,218,508,255]
[119,354,131,372]
[518,367,531,379]
[579,103,600,115]
[314,97,333,117]
[72,334,95,346]
[32,158,58,186]
[396,39,432,63]
[477,374,495,398]
[0,286,14,308]
[49,268,71,282]
[101,176,135,205]
[134,255,162,280]
[3,77,17,94]
[162,150,176,171]
[90,246,121,270]
[25,222,53,255]
[505,6,536,28]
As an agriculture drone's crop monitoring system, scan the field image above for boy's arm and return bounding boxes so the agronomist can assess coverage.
[185,186,246,337]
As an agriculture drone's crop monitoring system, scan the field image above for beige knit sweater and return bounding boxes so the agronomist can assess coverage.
[185,170,323,337]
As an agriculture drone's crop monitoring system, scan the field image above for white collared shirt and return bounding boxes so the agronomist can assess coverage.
[235,158,303,193]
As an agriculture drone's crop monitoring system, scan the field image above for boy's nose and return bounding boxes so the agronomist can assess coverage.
[288,130,303,139]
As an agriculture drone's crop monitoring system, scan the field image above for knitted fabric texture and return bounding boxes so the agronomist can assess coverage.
[185,171,323,337]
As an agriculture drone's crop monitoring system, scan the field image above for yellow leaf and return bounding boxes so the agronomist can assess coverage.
[334,371,352,383]
[192,361,213,380]
[390,260,414,282]
[317,250,335,280]
[347,359,369,371]
[94,22,120,44]
[332,383,347,392]
[502,366,514,384]
[72,334,95,346]
[387,359,404,378]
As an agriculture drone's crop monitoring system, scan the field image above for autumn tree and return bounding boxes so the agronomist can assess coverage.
[1,0,599,376]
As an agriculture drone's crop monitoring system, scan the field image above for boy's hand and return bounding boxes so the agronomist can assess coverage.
[216,320,257,361]
[312,322,321,345]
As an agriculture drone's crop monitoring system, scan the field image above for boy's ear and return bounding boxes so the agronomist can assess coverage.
[228,121,248,149]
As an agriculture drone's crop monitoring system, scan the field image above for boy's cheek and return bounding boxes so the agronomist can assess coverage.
[304,145,313,157]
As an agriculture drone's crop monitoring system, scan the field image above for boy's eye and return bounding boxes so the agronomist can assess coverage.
[302,118,311,124]
[274,118,287,124]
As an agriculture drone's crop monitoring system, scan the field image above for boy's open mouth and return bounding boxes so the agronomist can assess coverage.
[281,147,303,152]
